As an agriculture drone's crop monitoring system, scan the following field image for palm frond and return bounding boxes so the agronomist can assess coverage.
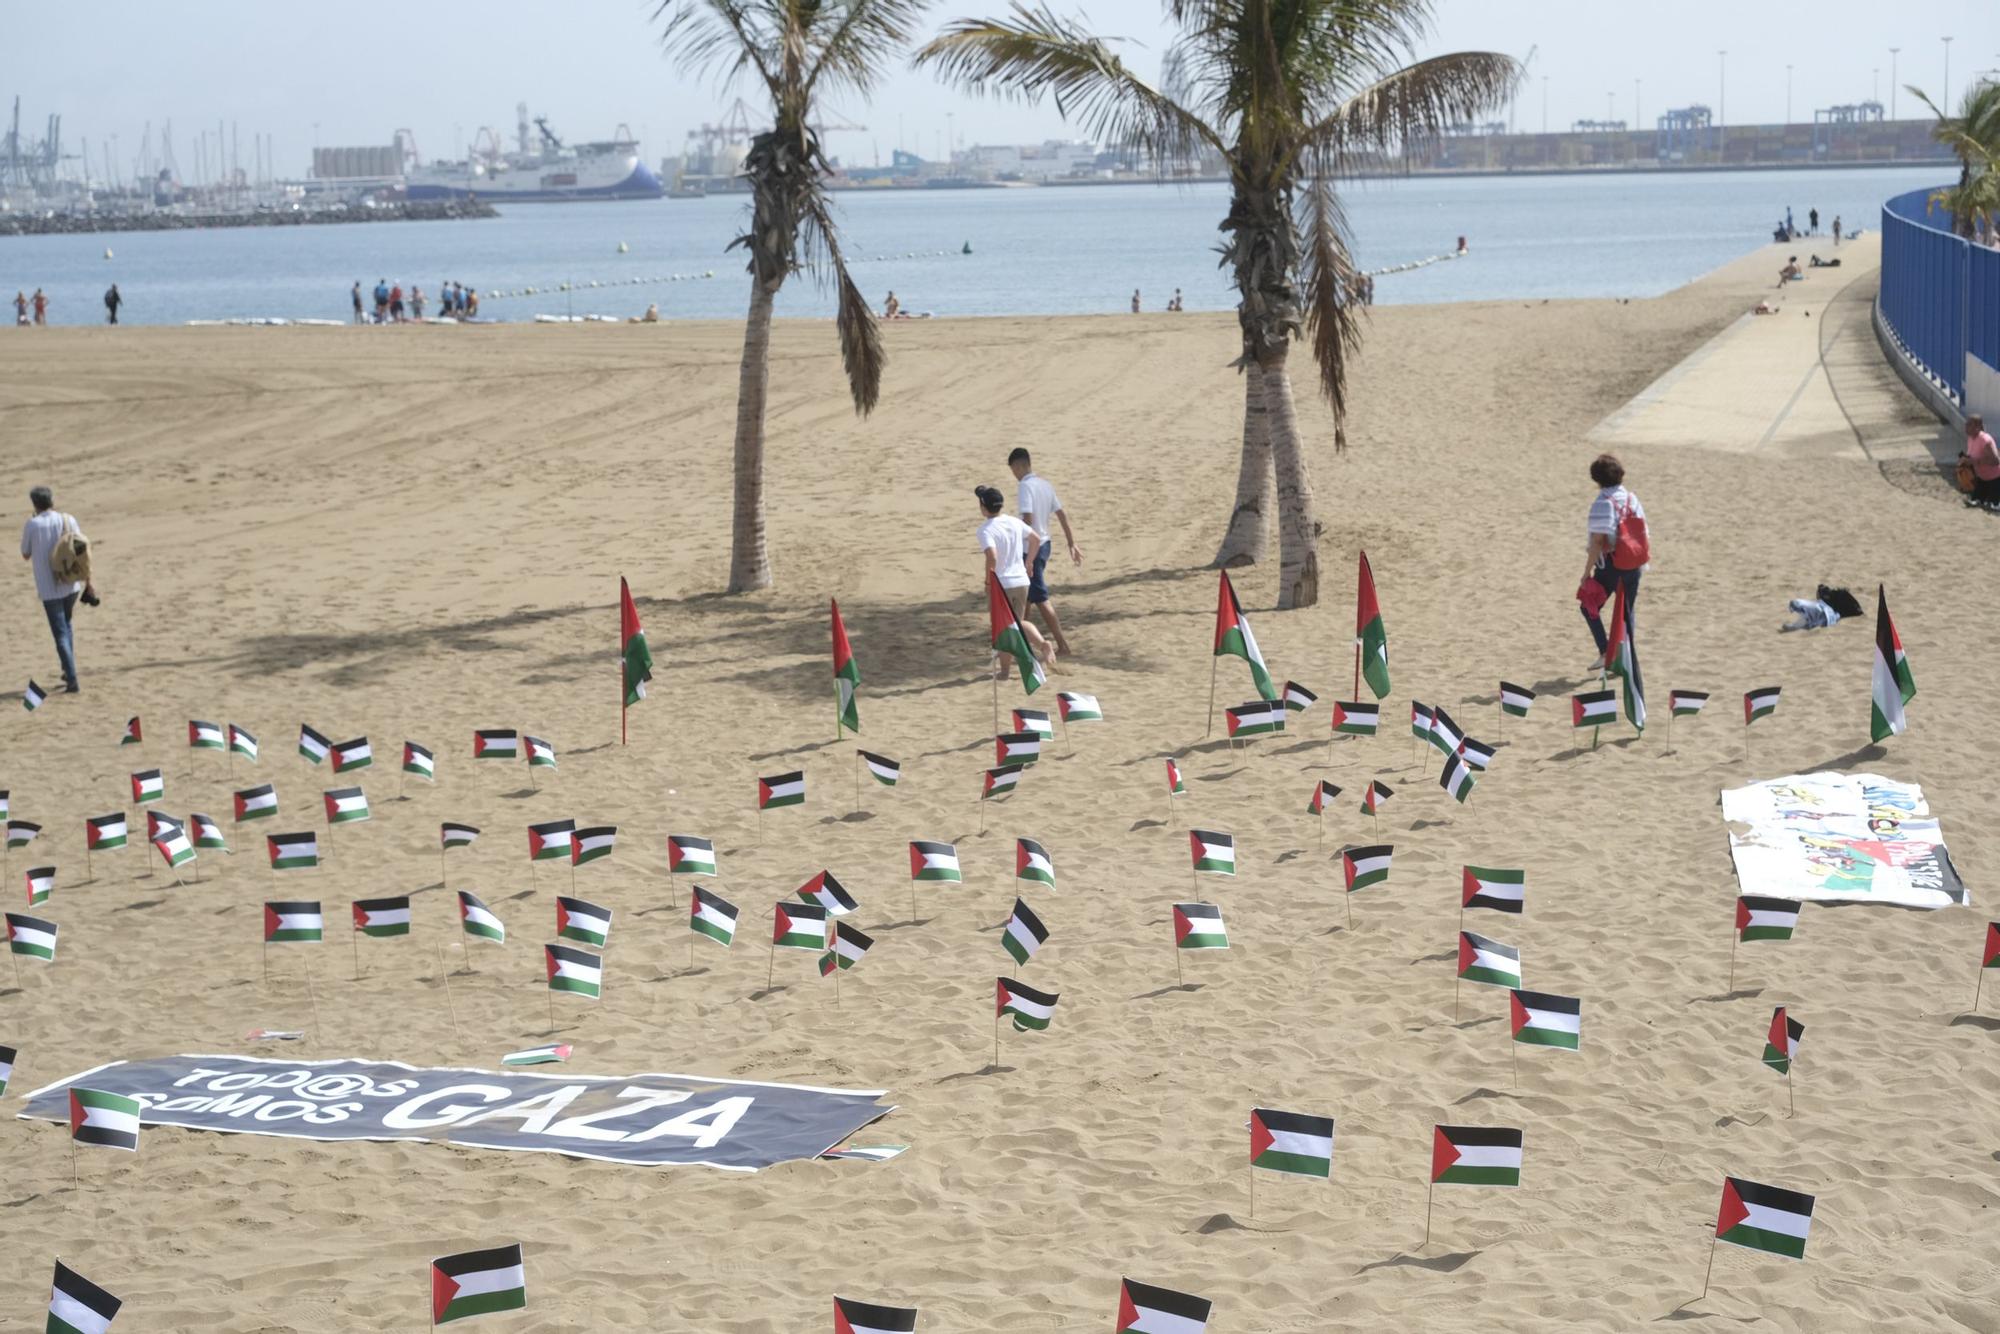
[807,0,935,100]
[1299,50,1518,171]
[655,0,783,99]
[1296,171,1360,448]
[800,189,886,414]
[915,4,1226,166]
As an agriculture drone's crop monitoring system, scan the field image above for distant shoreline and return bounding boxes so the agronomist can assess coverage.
[0,200,498,238]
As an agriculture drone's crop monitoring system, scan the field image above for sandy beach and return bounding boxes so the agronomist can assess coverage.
[2,238,1995,1332]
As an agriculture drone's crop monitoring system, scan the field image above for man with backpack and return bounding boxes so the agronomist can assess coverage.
[1579,453,1647,667]
[19,485,97,694]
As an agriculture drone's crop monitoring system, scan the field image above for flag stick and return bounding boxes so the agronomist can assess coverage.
[548,985,557,1035]
[766,940,775,991]
[1786,1061,1796,1118]
[1175,944,1183,988]
[305,960,324,1040]
[9,945,20,990]
[620,581,628,748]
[1248,1159,1257,1220]
[1698,1235,1719,1300]
[1372,808,1379,841]
[71,1136,78,1191]
[910,878,918,921]
[1346,888,1354,931]
[1510,1036,1519,1087]
[993,1012,1000,1067]
[853,754,861,818]
[398,766,406,801]
[85,844,92,882]
[1316,809,1323,854]
[568,857,576,896]
[834,679,843,742]
[1975,960,1986,1012]
[261,935,268,985]
[1422,1178,1436,1247]
[1060,706,1070,751]
[991,671,1000,739]
[834,955,841,1008]
[1727,930,1738,992]
[688,915,695,972]
[757,805,763,845]
[440,845,447,891]
[1204,656,1218,737]
[352,924,361,980]
[436,944,463,1044]
[462,932,475,973]
[1453,972,1461,1021]
[979,784,987,836]
[1352,640,1360,700]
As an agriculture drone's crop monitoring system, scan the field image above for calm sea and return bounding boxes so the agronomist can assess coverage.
[0,166,1944,327]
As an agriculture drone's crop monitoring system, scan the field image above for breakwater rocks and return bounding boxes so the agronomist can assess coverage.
[0,200,498,237]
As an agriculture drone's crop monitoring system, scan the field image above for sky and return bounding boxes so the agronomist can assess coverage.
[8,0,1996,180]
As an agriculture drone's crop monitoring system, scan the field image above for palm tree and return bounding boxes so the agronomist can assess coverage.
[919,0,1514,607]
[1908,78,2000,238]
[657,0,925,592]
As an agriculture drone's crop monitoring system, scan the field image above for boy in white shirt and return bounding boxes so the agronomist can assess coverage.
[976,485,1054,676]
[1007,447,1083,657]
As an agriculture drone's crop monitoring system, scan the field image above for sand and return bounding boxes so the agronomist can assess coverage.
[1,241,1995,1332]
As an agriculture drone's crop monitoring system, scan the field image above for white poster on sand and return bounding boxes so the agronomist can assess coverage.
[1720,772,1967,910]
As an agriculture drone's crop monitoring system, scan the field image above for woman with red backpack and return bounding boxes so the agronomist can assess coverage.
[1579,453,1648,667]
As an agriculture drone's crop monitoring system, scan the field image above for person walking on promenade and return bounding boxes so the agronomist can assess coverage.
[20,485,97,694]
[1578,453,1648,666]
[104,283,122,325]
[1008,446,1082,658]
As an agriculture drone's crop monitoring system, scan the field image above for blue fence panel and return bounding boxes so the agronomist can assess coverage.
[1879,184,1977,404]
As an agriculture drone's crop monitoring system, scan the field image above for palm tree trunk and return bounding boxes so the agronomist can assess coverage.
[728,279,778,593]
[1260,348,1320,609]
[1211,363,1273,568]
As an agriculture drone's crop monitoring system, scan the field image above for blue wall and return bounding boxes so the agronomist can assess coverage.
[1881,185,2000,406]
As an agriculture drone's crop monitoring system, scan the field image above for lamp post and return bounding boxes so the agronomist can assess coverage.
[1943,36,1953,111]
[1717,50,1727,161]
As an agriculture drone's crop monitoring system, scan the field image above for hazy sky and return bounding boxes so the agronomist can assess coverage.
[11,1,1996,177]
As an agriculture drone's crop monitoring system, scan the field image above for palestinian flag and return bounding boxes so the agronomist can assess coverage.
[1458,738,1496,771]
[402,741,435,780]
[1671,689,1709,717]
[556,895,613,948]
[1432,1125,1523,1186]
[989,570,1046,695]
[148,824,195,870]
[331,736,372,773]
[1281,680,1318,712]
[798,870,858,916]
[188,719,224,751]
[1984,921,2000,971]
[1761,1006,1803,1076]
[690,887,738,946]
[1604,579,1646,731]
[546,943,603,997]
[996,976,1059,1031]
[503,1044,572,1066]
[527,819,575,861]
[121,716,143,746]
[1165,759,1185,796]
[1510,989,1581,1050]
[70,1087,143,1154]
[1572,690,1616,727]
[146,812,182,843]
[323,787,370,825]
[2,792,10,820]
[1360,780,1393,816]
[459,891,505,942]
[1356,550,1390,699]
[1056,691,1103,722]
[6,912,57,959]
[1173,901,1228,950]
[1332,701,1379,736]
[1736,895,1801,943]
[1012,707,1053,737]
[1439,752,1476,804]
[86,815,128,850]
[1308,780,1342,815]
[1016,837,1055,886]
[441,822,480,850]
[1500,682,1536,717]
[569,825,617,865]
[996,731,1042,765]
[352,896,412,937]
[473,728,518,759]
[297,725,331,764]
[859,751,901,786]
[832,596,862,732]
[1116,1278,1211,1334]
[7,819,41,849]
[983,764,1025,798]
[524,736,557,769]
[758,771,805,809]
[26,865,54,906]
[1189,829,1235,875]
[1462,866,1525,913]
[1744,686,1781,724]
[668,834,717,876]
[833,1297,917,1334]
[1214,569,1277,701]
[1226,700,1286,738]
[431,1244,527,1325]
[0,1043,11,1094]
[131,769,164,804]
[1002,897,1050,965]
[1428,707,1464,759]
[190,811,227,848]
[1457,931,1521,988]
[1870,585,1916,742]
[1411,701,1433,741]
[1250,1107,1334,1179]
[820,920,874,976]
[622,577,654,707]
[264,900,323,942]
[1342,844,1393,892]
[229,724,258,761]
[267,832,319,870]
[910,841,961,882]
[48,1260,122,1334]
[1715,1178,1816,1260]
[21,679,45,712]
[774,901,831,951]
[234,784,278,824]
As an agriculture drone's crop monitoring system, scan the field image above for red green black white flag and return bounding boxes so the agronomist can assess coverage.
[1214,569,1277,702]
[1715,1177,1815,1259]
[831,597,861,732]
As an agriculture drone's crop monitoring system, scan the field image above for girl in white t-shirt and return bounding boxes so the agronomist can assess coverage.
[976,486,1054,676]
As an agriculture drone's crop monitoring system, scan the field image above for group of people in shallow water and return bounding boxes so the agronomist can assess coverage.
[13,289,49,325]
[351,278,478,324]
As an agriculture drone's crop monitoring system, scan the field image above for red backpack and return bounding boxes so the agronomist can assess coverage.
[1611,492,1650,570]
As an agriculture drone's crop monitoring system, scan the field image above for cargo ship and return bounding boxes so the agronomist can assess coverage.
[406,107,662,203]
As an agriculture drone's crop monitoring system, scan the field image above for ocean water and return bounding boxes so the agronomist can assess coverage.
[0,165,1944,327]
